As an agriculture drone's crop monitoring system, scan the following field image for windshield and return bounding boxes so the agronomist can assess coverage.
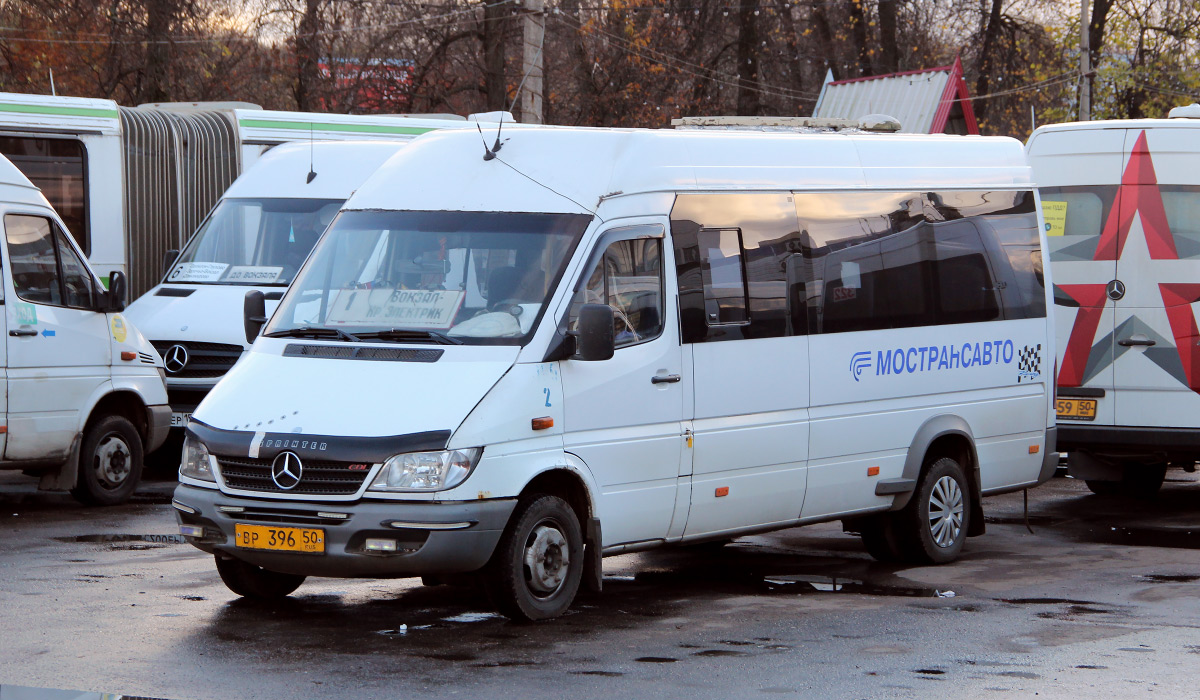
[166,197,344,286]
[265,210,592,345]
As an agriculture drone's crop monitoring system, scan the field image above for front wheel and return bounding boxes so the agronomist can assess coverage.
[894,457,971,565]
[70,415,144,506]
[215,556,306,599]
[484,495,584,621]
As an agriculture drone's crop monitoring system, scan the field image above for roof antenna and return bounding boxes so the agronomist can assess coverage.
[306,122,317,183]
[49,67,56,96]
[484,113,504,161]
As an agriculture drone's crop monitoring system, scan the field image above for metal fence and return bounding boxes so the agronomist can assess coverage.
[119,107,239,299]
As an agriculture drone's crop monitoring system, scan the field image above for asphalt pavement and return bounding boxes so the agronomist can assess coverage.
[0,470,1198,699]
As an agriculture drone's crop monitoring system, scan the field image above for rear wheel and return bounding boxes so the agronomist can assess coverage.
[484,494,583,621]
[70,415,144,506]
[894,457,971,564]
[1087,463,1166,498]
[215,556,306,599]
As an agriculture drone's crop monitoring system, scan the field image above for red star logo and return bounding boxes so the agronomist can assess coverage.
[1057,131,1200,392]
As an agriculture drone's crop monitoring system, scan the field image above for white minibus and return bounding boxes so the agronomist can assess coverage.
[0,154,169,504]
[1028,104,1200,496]
[173,123,1056,620]
[125,141,406,431]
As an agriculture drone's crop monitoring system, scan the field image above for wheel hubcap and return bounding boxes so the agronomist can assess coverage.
[927,476,964,548]
[523,522,569,597]
[94,433,132,489]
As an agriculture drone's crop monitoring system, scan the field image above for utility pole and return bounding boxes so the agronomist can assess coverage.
[1079,0,1091,121]
[519,0,545,124]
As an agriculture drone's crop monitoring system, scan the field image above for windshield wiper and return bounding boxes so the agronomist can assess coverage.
[262,326,361,342]
[353,328,463,345]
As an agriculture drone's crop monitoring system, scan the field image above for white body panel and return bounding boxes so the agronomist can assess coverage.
[188,127,1052,556]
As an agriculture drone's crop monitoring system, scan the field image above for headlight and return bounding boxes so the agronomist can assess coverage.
[179,436,217,482]
[368,448,481,492]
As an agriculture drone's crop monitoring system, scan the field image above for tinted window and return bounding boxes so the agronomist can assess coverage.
[1160,186,1200,259]
[57,228,97,309]
[0,137,88,254]
[673,194,801,342]
[1038,185,1117,263]
[569,234,664,349]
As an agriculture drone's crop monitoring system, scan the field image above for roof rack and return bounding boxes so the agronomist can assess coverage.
[671,114,902,133]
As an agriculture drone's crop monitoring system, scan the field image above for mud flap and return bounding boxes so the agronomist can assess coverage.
[583,517,602,593]
[37,434,82,492]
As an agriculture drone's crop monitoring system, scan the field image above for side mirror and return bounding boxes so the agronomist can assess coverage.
[574,304,615,361]
[106,271,127,312]
[163,249,180,279]
[244,290,267,344]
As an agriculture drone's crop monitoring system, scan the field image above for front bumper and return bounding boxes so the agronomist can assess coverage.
[146,405,172,453]
[171,484,517,578]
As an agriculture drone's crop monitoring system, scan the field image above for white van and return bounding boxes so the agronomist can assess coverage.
[172,125,1055,620]
[0,154,169,504]
[125,141,406,430]
[1028,105,1200,496]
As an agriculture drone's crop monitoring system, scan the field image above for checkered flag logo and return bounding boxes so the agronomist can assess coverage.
[1017,343,1041,382]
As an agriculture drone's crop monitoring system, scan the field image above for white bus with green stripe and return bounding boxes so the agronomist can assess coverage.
[0,91,506,300]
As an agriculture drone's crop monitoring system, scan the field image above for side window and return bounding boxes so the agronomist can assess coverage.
[56,228,96,309]
[5,214,62,306]
[0,137,89,254]
[698,228,747,325]
[569,235,664,349]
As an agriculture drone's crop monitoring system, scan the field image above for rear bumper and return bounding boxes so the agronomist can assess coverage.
[1036,426,1058,485]
[1058,424,1200,457]
[171,484,516,578]
[146,405,172,453]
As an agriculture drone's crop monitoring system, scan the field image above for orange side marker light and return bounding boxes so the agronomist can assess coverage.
[715,487,729,497]
[531,416,554,431]
[867,466,880,477]
[1029,445,1040,454]
[120,351,136,361]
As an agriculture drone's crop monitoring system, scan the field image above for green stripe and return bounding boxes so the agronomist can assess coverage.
[0,103,120,120]
[239,119,439,136]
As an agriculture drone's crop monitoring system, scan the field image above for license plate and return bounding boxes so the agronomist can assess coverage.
[1056,398,1097,421]
[170,412,192,427]
[234,524,325,554]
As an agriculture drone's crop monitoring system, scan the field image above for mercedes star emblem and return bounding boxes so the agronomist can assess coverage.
[164,344,190,374]
[271,451,303,490]
[1106,279,1126,301]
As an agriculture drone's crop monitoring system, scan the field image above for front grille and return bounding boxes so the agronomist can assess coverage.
[166,388,210,413]
[152,340,243,379]
[218,456,371,496]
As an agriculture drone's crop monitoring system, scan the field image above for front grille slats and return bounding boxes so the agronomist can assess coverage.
[152,340,244,379]
[217,456,370,496]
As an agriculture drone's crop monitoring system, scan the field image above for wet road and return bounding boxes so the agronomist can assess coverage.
[1,472,1198,699]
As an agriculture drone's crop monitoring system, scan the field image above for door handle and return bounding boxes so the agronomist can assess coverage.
[651,374,681,384]
[9,329,36,337]
[1118,334,1156,347]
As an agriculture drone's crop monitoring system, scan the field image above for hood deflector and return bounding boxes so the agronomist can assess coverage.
[188,419,451,463]
[282,343,444,363]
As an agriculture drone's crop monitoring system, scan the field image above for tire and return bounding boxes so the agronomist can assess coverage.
[484,494,584,621]
[70,415,144,506]
[894,457,971,565]
[1088,463,1166,498]
[859,516,905,562]
[215,556,306,599]
[1084,479,1122,496]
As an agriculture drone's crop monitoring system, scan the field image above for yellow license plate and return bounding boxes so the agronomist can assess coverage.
[234,524,325,553]
[1056,398,1097,421]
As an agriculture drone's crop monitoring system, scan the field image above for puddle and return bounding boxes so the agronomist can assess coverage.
[441,612,502,624]
[999,598,1100,606]
[763,574,951,598]
[177,595,207,602]
[1085,526,1200,550]
[635,656,677,663]
[693,649,745,657]
[913,668,946,675]
[1137,574,1199,583]
[572,670,623,677]
[1075,665,1108,669]
[55,534,186,545]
